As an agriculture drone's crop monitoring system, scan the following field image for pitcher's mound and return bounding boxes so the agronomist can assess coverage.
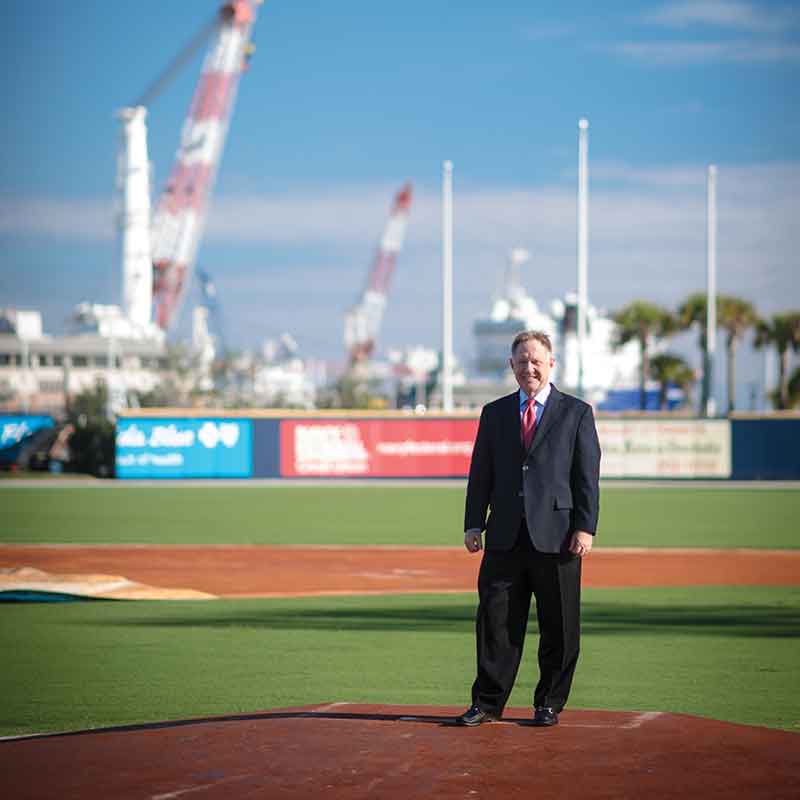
[3,703,798,799]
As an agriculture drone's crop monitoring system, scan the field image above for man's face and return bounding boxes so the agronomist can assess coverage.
[509,339,554,396]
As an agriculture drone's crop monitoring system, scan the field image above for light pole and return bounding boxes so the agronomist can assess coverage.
[442,159,454,412]
[577,119,589,398]
[705,165,717,417]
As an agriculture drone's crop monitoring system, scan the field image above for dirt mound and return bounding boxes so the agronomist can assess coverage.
[2,703,797,799]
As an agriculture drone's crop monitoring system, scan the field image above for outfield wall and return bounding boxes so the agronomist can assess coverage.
[731,418,800,480]
[1,414,55,465]
[114,412,800,480]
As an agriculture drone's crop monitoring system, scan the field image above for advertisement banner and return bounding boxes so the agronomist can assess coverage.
[116,417,252,478]
[0,415,55,464]
[280,418,479,477]
[597,419,731,478]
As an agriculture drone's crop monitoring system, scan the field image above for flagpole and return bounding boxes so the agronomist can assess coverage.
[577,118,589,398]
[442,159,454,412]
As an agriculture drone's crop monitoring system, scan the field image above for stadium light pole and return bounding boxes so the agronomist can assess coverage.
[442,159,454,412]
[705,164,717,418]
[577,118,589,399]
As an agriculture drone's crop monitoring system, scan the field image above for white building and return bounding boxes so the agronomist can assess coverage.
[0,309,167,415]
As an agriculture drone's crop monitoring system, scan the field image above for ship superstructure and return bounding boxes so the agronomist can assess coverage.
[471,249,663,411]
[473,249,556,377]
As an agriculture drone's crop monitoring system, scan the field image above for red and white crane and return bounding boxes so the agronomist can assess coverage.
[117,0,261,335]
[344,183,413,365]
[151,0,261,331]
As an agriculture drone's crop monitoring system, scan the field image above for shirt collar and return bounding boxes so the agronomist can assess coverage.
[520,383,552,407]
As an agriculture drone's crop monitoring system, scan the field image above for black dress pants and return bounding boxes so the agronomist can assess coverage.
[471,521,582,715]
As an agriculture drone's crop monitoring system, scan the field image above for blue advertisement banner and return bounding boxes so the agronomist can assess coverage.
[0,415,55,464]
[115,417,253,478]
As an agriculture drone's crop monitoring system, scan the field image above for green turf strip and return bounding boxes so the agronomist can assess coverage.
[1,586,798,737]
[2,486,799,548]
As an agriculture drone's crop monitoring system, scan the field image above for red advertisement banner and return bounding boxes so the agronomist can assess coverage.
[279,418,479,477]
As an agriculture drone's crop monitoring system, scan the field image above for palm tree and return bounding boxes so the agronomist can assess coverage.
[754,312,800,409]
[612,301,677,410]
[649,353,695,410]
[717,295,758,413]
[677,293,709,341]
[677,292,712,414]
[787,365,800,409]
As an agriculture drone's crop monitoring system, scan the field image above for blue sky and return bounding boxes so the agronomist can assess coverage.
[1,0,798,402]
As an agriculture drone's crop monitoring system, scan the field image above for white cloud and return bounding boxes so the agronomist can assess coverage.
[201,165,800,363]
[204,185,405,246]
[0,197,114,242]
[568,160,707,188]
[617,2,800,66]
[646,1,798,33]
[612,39,800,64]
[3,163,798,332]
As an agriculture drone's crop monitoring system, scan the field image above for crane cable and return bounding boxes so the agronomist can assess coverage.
[133,15,219,108]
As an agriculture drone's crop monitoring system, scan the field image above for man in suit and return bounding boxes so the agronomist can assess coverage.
[458,330,601,727]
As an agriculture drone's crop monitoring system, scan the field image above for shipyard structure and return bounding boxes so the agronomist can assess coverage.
[2,2,665,419]
[1,2,266,414]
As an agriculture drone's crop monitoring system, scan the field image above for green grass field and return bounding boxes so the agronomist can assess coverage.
[2,485,799,548]
[1,485,799,737]
[1,587,798,737]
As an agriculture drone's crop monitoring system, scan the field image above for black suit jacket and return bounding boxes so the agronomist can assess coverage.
[464,385,601,553]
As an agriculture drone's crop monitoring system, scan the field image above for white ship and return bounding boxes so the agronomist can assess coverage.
[472,249,671,411]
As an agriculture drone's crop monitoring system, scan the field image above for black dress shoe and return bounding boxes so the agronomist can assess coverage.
[532,706,558,726]
[458,705,498,726]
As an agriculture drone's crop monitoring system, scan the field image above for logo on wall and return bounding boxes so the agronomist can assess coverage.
[117,422,241,450]
[197,422,240,449]
[0,415,56,465]
[1,420,31,447]
[294,424,370,475]
[116,418,252,478]
[280,418,479,477]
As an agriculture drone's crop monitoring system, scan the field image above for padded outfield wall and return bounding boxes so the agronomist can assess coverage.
[1,414,55,466]
[113,411,800,481]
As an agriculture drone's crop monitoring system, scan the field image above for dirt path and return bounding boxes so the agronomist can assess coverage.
[1,545,798,597]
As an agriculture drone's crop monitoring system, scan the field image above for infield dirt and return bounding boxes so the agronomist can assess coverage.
[1,544,798,598]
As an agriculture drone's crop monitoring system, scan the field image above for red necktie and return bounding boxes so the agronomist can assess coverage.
[521,398,537,450]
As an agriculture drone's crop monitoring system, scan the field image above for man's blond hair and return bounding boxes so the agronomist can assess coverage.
[511,330,553,356]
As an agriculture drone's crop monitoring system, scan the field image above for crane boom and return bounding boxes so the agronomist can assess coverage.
[344,183,413,365]
[151,0,261,331]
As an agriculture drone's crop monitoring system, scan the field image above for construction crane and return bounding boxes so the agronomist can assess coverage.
[136,0,262,332]
[344,183,413,366]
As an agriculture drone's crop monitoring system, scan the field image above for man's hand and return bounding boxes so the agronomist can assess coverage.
[464,530,483,553]
[568,530,593,557]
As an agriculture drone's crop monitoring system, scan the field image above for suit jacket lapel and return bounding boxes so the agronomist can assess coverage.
[527,385,563,457]
[501,392,525,461]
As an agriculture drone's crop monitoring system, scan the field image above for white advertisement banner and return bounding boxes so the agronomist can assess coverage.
[597,419,731,478]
